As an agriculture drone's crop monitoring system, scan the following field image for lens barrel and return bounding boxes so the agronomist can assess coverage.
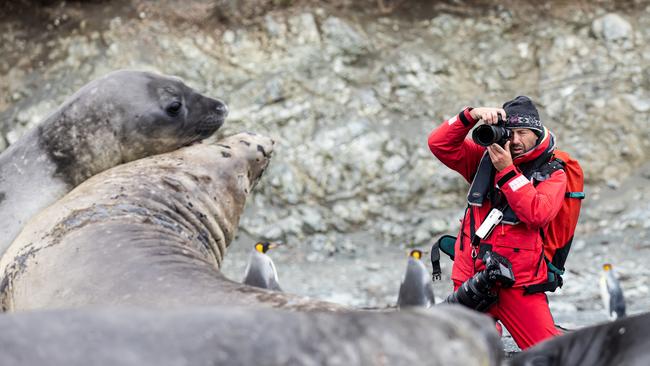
[472,125,511,147]
[444,251,516,312]
[445,271,498,312]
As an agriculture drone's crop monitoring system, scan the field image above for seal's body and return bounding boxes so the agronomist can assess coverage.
[0,70,227,255]
[0,133,341,312]
[0,306,503,366]
[512,312,650,366]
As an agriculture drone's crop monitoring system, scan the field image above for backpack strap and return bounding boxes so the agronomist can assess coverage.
[523,258,564,295]
[430,235,457,281]
[430,241,442,281]
[566,192,585,199]
[523,274,563,294]
[531,157,564,183]
[549,155,585,199]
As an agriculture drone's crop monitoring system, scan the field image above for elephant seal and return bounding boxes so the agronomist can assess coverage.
[0,70,227,255]
[0,305,503,366]
[0,133,342,312]
[511,312,650,366]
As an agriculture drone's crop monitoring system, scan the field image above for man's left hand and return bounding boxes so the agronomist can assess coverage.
[487,141,513,171]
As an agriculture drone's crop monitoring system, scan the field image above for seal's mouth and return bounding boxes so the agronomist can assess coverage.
[195,115,226,138]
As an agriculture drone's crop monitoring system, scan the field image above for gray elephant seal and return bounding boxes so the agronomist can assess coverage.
[0,69,227,255]
[0,305,502,366]
[0,133,343,312]
[511,312,650,366]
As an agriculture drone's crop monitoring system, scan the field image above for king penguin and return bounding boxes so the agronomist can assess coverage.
[243,242,282,292]
[599,263,626,320]
[397,249,435,308]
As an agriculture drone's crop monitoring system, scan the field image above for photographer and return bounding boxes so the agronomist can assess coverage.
[428,96,567,349]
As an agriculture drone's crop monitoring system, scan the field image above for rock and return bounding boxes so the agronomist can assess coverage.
[429,14,462,36]
[321,16,371,59]
[288,13,320,45]
[549,301,578,313]
[592,13,633,42]
[623,93,650,112]
[300,206,327,233]
[383,155,407,174]
[263,14,287,38]
[5,129,22,145]
[413,228,432,245]
[333,200,367,225]
[572,239,587,252]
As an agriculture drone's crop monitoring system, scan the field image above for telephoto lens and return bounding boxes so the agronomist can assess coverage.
[471,116,512,146]
[444,251,515,312]
[446,270,498,312]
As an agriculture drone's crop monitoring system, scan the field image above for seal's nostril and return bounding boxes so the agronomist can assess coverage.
[216,102,229,117]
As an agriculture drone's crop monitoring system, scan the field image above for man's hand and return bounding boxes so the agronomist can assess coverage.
[470,107,507,125]
[487,141,513,171]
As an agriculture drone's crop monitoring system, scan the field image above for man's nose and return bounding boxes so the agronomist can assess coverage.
[510,133,520,144]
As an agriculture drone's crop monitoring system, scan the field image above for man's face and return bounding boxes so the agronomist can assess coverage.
[509,128,538,157]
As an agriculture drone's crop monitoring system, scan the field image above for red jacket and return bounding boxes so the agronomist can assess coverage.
[428,108,567,287]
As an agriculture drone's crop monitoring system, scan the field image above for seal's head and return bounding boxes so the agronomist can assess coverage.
[38,70,228,186]
[215,132,274,192]
[111,70,228,157]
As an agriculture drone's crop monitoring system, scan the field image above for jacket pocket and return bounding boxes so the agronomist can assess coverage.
[492,241,540,285]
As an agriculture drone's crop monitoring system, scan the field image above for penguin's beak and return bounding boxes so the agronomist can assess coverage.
[268,242,284,250]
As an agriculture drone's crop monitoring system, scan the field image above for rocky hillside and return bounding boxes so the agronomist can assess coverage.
[2,0,650,320]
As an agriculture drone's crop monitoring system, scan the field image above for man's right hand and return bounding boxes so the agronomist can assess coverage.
[470,107,507,125]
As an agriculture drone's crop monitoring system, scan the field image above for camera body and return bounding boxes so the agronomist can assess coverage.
[471,115,512,147]
[444,251,515,312]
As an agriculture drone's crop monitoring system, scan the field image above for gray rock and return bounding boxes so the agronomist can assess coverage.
[383,155,407,174]
[321,16,371,59]
[623,93,650,112]
[300,206,327,233]
[263,14,287,38]
[288,13,321,45]
[592,13,633,42]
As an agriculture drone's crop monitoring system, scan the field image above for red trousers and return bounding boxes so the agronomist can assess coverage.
[454,283,561,349]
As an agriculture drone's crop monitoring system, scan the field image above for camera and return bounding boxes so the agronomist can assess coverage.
[444,251,515,312]
[471,115,512,147]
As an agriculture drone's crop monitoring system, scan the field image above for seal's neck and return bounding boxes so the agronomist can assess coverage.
[37,103,123,187]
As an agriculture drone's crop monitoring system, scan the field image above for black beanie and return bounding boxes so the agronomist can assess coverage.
[502,96,543,136]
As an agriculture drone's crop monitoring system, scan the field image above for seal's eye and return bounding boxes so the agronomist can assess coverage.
[166,101,182,116]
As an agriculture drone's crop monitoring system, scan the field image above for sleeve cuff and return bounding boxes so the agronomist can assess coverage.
[496,165,519,188]
[458,107,477,127]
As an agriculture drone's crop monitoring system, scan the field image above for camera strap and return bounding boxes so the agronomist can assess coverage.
[469,205,494,259]
[467,153,494,207]
[468,205,479,259]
